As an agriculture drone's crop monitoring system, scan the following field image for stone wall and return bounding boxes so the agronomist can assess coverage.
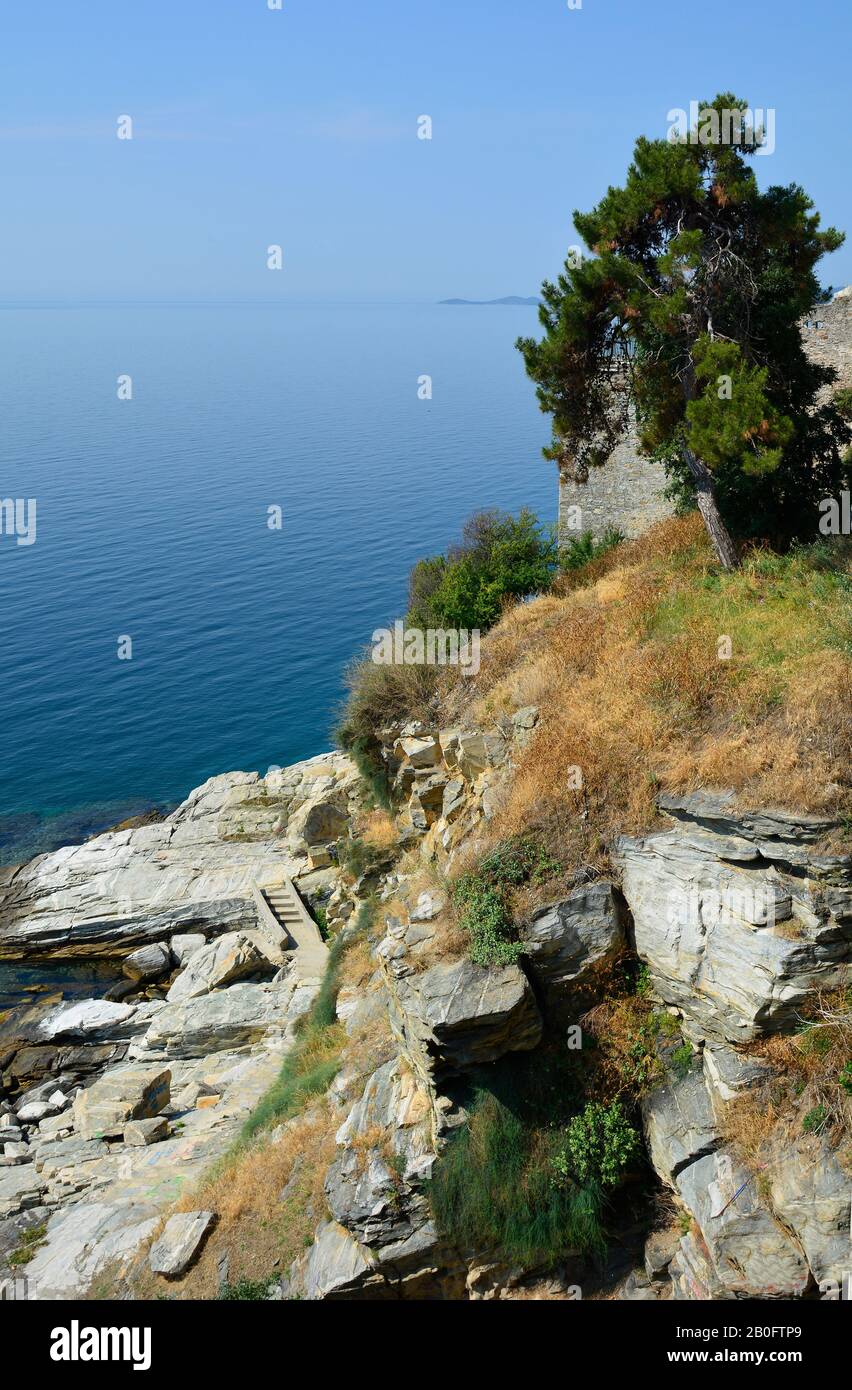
[558,288,852,543]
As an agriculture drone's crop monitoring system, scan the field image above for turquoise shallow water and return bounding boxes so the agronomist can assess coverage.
[0,302,555,863]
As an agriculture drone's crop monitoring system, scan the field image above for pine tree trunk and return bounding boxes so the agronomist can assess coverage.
[680,446,740,570]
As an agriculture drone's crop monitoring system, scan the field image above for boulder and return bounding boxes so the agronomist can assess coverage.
[389,958,542,1075]
[675,1149,809,1298]
[170,933,206,965]
[615,802,852,1043]
[38,1000,137,1043]
[642,1064,720,1185]
[766,1135,852,1285]
[149,1211,216,1277]
[518,881,625,1017]
[123,1117,170,1147]
[396,736,441,770]
[142,981,299,1059]
[286,796,349,854]
[456,731,506,780]
[294,1220,379,1300]
[25,1200,160,1298]
[166,932,270,1003]
[73,1064,171,1141]
[122,943,171,983]
[326,1060,435,1249]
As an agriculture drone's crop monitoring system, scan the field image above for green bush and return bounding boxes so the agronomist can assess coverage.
[409,509,558,631]
[552,1101,641,1190]
[839,1060,852,1095]
[559,527,625,572]
[429,1049,605,1264]
[217,1276,278,1301]
[802,1103,828,1135]
[453,835,561,966]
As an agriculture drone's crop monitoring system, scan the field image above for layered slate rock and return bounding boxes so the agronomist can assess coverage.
[73,1064,171,1140]
[325,1059,434,1248]
[615,791,852,1043]
[642,1063,720,1185]
[0,754,359,958]
[674,1149,809,1298]
[122,943,171,983]
[149,1210,216,1277]
[140,981,301,1059]
[166,931,272,1002]
[389,958,542,1076]
[765,1135,852,1286]
[518,880,625,1018]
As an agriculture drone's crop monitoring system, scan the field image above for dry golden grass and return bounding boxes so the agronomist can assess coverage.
[437,515,852,873]
[356,808,399,851]
[84,1106,338,1302]
[722,990,852,1172]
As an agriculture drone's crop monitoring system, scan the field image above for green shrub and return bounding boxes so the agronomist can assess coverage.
[217,1276,278,1301]
[429,1049,605,1264]
[802,1103,828,1135]
[839,1060,852,1095]
[453,835,562,967]
[409,509,558,631]
[552,1101,641,1190]
[669,1043,695,1080]
[559,527,625,573]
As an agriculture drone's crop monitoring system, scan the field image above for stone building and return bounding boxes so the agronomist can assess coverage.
[557,288,852,542]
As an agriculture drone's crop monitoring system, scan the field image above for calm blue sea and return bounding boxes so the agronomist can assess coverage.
[0,303,554,863]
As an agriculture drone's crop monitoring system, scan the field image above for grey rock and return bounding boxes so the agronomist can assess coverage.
[395,735,441,770]
[73,1064,170,1140]
[676,1149,809,1298]
[615,820,852,1043]
[294,1220,378,1300]
[766,1135,852,1285]
[519,881,625,1017]
[149,1210,216,1277]
[390,958,542,1074]
[142,981,298,1058]
[38,1000,138,1043]
[326,1059,434,1249]
[123,1117,170,1146]
[170,932,207,964]
[166,931,271,1003]
[0,754,358,957]
[456,730,506,779]
[25,1200,160,1298]
[642,1065,720,1184]
[122,943,171,983]
[0,1164,44,1218]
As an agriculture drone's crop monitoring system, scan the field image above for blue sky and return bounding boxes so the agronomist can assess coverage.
[1,0,850,301]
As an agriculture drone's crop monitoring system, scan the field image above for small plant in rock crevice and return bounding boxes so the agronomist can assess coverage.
[452,834,563,967]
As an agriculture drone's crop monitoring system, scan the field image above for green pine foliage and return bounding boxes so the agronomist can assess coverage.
[518,93,851,553]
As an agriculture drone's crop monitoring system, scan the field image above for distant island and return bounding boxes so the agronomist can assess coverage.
[439,295,541,306]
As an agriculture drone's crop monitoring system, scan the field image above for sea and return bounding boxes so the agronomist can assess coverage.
[0,300,554,865]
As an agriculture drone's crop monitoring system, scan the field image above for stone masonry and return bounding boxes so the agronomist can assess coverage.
[558,289,852,542]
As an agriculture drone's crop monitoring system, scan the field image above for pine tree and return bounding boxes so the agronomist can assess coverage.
[517,94,850,567]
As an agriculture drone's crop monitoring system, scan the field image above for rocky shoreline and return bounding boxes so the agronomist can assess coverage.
[1,720,850,1301]
[0,751,360,1296]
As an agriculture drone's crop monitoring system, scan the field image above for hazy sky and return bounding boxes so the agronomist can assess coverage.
[1,0,850,301]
